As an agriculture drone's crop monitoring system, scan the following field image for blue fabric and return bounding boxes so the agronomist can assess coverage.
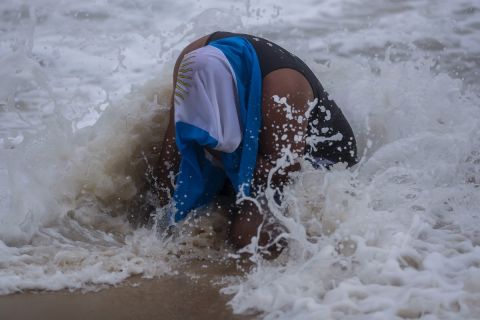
[173,122,226,221]
[210,37,262,196]
[172,36,262,222]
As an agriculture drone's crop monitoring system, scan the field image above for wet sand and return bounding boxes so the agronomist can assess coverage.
[0,261,255,320]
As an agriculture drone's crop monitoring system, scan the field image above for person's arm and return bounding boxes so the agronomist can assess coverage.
[252,69,312,195]
[154,35,211,205]
[155,105,180,206]
[229,69,313,250]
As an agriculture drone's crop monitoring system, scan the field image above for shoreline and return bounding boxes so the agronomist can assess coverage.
[0,260,255,320]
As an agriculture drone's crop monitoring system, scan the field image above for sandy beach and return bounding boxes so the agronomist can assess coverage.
[0,261,253,320]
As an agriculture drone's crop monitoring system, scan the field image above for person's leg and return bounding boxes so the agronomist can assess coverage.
[229,68,314,249]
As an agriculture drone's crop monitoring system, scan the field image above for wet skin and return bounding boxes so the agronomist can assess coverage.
[155,35,313,250]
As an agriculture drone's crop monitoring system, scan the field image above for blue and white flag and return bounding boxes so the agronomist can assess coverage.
[172,36,262,222]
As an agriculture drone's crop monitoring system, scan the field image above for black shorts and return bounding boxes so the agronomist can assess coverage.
[207,31,357,167]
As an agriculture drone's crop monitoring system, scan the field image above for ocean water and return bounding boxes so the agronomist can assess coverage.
[1,0,480,319]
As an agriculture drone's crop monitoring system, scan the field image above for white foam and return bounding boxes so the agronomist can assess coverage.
[1,1,480,319]
[222,56,480,319]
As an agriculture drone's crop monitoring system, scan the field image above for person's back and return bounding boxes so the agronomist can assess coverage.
[207,31,357,167]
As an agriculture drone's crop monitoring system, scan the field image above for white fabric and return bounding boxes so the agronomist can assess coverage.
[174,45,242,153]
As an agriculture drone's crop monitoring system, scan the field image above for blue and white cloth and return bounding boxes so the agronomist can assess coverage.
[171,36,262,223]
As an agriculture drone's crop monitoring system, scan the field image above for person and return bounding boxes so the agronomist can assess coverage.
[153,31,357,250]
